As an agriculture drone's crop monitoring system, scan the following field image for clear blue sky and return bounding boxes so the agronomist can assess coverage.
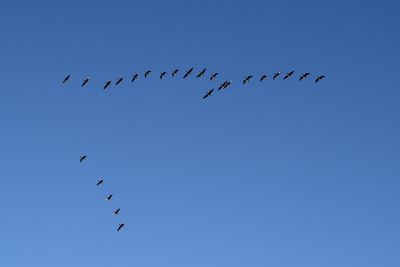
[1,0,399,266]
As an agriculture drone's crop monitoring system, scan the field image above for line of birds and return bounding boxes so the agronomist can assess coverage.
[62,68,325,100]
[80,155,125,232]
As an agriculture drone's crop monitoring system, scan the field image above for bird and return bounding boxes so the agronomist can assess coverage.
[160,71,166,79]
[172,69,179,77]
[115,77,124,85]
[131,73,139,82]
[144,70,151,78]
[62,74,71,84]
[117,223,125,232]
[243,75,253,85]
[283,71,294,80]
[210,73,219,81]
[273,72,280,80]
[221,81,232,90]
[183,68,194,79]
[218,81,228,90]
[81,77,90,87]
[299,72,310,81]
[315,75,326,83]
[202,89,214,99]
[106,194,113,201]
[113,208,120,216]
[260,74,267,82]
[80,155,87,163]
[96,179,104,186]
[196,68,207,78]
[103,80,111,90]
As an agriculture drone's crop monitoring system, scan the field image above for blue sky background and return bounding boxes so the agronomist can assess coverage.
[1,0,399,266]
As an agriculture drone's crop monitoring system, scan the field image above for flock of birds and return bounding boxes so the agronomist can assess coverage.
[80,155,125,232]
[61,68,326,99]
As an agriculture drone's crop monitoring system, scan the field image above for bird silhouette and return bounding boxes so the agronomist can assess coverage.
[202,89,214,99]
[103,80,111,90]
[160,71,166,79]
[113,208,121,216]
[62,74,71,84]
[81,77,90,87]
[260,74,267,82]
[131,73,139,82]
[172,69,179,77]
[183,68,194,79]
[80,155,87,163]
[96,179,104,186]
[117,223,125,232]
[144,70,151,78]
[106,194,113,201]
[210,73,219,81]
[196,68,207,78]
[299,73,310,81]
[283,71,294,80]
[243,75,253,85]
[218,81,228,90]
[115,77,124,85]
[273,72,280,80]
[315,75,325,83]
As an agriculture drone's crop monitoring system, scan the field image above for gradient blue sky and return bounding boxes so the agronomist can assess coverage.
[1,1,399,266]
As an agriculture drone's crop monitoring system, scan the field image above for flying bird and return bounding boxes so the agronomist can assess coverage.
[299,72,310,81]
[115,77,124,85]
[196,68,207,78]
[62,74,71,84]
[243,75,253,85]
[210,73,219,81]
[315,75,326,83]
[103,80,111,90]
[117,223,125,232]
[144,70,151,78]
[183,68,194,79]
[218,81,228,90]
[106,194,113,201]
[260,74,267,82]
[96,179,104,186]
[221,81,232,90]
[81,77,90,87]
[283,71,294,80]
[131,73,139,82]
[273,72,280,80]
[172,69,179,77]
[113,208,121,216]
[160,71,166,79]
[80,155,87,163]
[202,89,214,99]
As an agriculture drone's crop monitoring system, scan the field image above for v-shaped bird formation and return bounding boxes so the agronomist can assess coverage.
[61,68,326,99]
[80,155,126,232]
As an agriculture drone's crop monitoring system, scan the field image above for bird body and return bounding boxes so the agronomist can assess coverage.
[210,72,219,81]
[172,69,179,77]
[63,74,71,84]
[315,75,326,83]
[81,78,89,87]
[243,75,253,85]
[196,68,207,78]
[131,73,138,82]
[106,194,113,201]
[96,179,104,186]
[144,70,151,78]
[202,89,214,99]
[115,77,124,85]
[299,72,310,81]
[117,223,125,232]
[160,71,166,79]
[183,68,194,79]
[283,71,294,80]
[273,72,280,80]
[103,80,111,90]
[113,208,120,216]
[80,155,87,163]
[260,74,267,82]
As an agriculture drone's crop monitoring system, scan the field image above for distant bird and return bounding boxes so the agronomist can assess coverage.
[144,70,151,78]
[113,208,120,216]
[131,73,139,82]
[115,77,124,85]
[62,74,71,84]
[117,223,125,232]
[160,71,166,79]
[183,68,194,79]
[243,75,253,85]
[81,77,90,87]
[218,81,228,90]
[222,81,232,89]
[299,72,310,81]
[172,69,179,77]
[196,68,207,78]
[273,72,280,80]
[210,72,219,81]
[96,179,104,186]
[283,71,294,80]
[202,89,214,99]
[315,75,326,83]
[80,155,87,163]
[103,80,111,90]
[106,194,113,201]
[260,74,267,82]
